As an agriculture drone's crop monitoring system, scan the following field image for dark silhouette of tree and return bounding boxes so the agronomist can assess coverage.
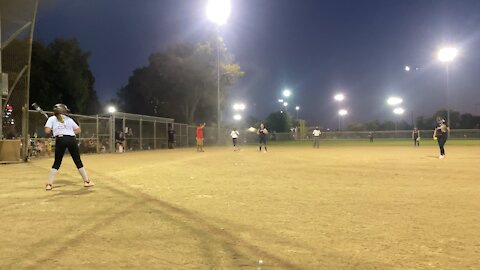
[30,38,100,114]
[118,40,243,124]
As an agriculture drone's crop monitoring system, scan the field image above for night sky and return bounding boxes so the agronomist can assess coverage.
[35,0,480,127]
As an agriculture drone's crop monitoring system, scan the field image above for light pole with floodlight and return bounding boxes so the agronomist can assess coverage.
[338,109,348,131]
[295,106,300,119]
[393,107,404,133]
[334,93,345,131]
[107,106,117,152]
[207,0,231,144]
[437,47,458,133]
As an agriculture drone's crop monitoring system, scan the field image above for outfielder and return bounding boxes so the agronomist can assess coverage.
[44,104,94,190]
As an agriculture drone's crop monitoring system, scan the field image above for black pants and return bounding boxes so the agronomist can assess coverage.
[437,135,447,156]
[52,136,83,170]
[413,136,419,146]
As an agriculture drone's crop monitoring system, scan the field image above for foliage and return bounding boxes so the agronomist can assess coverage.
[265,111,294,132]
[117,39,244,124]
[30,39,100,114]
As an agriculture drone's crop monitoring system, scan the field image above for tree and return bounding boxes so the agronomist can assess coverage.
[30,39,100,114]
[118,40,243,124]
[265,111,293,132]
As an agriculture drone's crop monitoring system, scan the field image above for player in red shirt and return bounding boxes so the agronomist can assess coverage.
[196,123,206,152]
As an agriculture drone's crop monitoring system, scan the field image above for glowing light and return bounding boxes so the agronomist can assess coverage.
[233,103,245,111]
[405,66,410,71]
[233,114,242,120]
[107,106,116,113]
[438,47,458,62]
[282,89,291,97]
[334,93,345,101]
[283,102,288,107]
[387,97,403,106]
[278,99,284,103]
[206,0,231,26]
[393,107,405,115]
[295,106,300,111]
[338,109,348,116]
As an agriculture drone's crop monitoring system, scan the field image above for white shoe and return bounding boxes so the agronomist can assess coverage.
[84,180,95,187]
[439,155,445,159]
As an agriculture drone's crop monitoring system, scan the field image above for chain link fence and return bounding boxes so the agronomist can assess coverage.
[26,110,233,159]
[1,0,38,160]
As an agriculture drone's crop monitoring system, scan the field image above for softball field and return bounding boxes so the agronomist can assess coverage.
[1,141,479,269]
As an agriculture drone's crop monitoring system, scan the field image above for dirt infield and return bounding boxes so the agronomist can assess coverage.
[1,143,479,269]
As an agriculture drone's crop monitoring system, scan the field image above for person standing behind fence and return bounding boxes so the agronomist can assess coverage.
[312,127,321,148]
[257,123,268,152]
[44,104,94,191]
[196,123,206,152]
[168,125,176,149]
[412,128,420,147]
[368,132,374,143]
[230,128,240,151]
[433,116,448,159]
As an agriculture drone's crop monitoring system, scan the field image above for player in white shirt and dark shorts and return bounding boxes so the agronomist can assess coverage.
[44,104,94,190]
[312,127,321,148]
[230,128,240,151]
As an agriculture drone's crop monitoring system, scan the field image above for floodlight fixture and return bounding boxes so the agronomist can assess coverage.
[233,114,242,120]
[295,106,300,111]
[206,0,231,26]
[338,109,348,116]
[283,102,288,107]
[393,107,405,115]
[334,93,345,101]
[387,97,403,106]
[107,106,116,113]
[437,47,458,63]
[282,89,291,97]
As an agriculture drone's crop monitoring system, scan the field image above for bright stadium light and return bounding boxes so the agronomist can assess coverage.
[278,99,284,103]
[405,65,410,71]
[233,103,245,111]
[334,93,345,101]
[338,109,348,116]
[295,106,300,111]
[206,0,231,26]
[283,102,288,107]
[437,47,458,63]
[107,106,116,113]
[233,114,242,120]
[387,96,403,106]
[282,89,291,97]
[393,107,405,115]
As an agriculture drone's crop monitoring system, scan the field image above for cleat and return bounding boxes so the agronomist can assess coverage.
[45,184,53,191]
[84,180,95,187]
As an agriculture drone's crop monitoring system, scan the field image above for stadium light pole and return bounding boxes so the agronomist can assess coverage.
[334,93,345,131]
[207,0,231,144]
[438,47,458,134]
[338,109,348,131]
[107,106,117,153]
[393,107,405,133]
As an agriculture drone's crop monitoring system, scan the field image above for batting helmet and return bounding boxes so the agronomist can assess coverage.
[53,103,70,114]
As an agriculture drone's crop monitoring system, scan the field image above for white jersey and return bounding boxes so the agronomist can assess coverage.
[313,129,321,137]
[45,115,79,137]
[230,130,239,139]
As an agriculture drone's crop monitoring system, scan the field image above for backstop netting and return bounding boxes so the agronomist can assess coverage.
[1,0,38,160]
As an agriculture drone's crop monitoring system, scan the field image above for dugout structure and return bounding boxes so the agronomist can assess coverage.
[0,0,38,161]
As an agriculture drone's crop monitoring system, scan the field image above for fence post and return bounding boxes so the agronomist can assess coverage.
[153,120,157,149]
[139,118,143,150]
[96,115,99,153]
[109,114,114,153]
[186,124,189,147]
